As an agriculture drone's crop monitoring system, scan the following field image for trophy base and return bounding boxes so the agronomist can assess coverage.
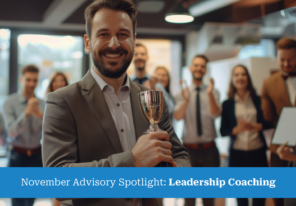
[156,162,171,167]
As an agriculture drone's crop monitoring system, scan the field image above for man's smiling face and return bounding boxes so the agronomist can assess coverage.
[85,8,136,78]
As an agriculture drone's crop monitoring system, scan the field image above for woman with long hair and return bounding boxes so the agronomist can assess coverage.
[45,72,69,96]
[220,65,271,206]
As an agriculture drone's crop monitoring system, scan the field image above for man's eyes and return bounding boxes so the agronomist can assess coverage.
[99,33,109,37]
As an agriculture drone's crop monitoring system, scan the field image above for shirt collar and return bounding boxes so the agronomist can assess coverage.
[90,67,130,92]
[130,73,151,80]
[234,91,250,103]
[190,83,205,91]
[17,91,30,104]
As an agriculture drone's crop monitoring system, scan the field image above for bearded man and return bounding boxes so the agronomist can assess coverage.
[42,0,190,206]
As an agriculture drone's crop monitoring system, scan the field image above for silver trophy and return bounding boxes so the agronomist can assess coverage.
[138,90,164,133]
[138,90,171,167]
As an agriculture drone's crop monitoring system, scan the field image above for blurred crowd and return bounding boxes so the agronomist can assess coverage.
[0,37,296,206]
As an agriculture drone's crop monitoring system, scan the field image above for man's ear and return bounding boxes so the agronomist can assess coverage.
[84,34,91,53]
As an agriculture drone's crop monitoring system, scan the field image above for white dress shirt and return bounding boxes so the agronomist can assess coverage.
[233,92,264,151]
[174,84,221,144]
[91,68,140,206]
[286,77,296,106]
[91,68,137,152]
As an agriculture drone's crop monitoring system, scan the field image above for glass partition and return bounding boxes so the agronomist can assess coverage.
[0,29,10,109]
[18,34,83,99]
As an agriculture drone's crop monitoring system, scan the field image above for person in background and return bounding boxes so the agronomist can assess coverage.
[0,112,7,146]
[45,72,69,206]
[3,65,44,206]
[261,37,296,206]
[45,72,69,97]
[130,43,150,85]
[220,65,271,206]
[144,66,175,119]
[174,55,221,206]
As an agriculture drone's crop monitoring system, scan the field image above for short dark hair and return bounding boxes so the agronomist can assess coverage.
[277,37,296,50]
[136,43,148,55]
[192,54,209,64]
[21,64,39,75]
[84,0,137,39]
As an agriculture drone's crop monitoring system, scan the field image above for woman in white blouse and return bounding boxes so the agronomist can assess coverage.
[220,65,272,206]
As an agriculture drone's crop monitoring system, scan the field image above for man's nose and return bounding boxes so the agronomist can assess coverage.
[108,36,120,49]
[283,60,288,67]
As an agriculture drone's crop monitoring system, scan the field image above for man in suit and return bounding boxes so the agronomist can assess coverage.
[42,0,191,206]
[261,37,296,206]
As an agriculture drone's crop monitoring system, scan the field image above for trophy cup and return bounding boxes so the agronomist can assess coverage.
[138,90,171,167]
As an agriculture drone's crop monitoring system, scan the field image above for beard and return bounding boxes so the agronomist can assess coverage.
[91,46,133,78]
[134,59,146,71]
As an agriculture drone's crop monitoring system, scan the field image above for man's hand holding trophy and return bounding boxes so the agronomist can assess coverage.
[131,90,176,167]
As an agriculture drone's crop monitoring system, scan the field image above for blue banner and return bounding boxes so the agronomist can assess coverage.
[0,168,295,198]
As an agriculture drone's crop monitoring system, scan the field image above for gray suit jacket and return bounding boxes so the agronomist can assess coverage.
[42,70,191,206]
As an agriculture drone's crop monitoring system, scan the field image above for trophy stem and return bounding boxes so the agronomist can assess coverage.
[148,123,161,133]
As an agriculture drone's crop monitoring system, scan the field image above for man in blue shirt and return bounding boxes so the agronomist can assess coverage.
[3,64,44,206]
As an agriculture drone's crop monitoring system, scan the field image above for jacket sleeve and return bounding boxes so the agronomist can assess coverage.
[42,92,135,168]
[261,80,277,126]
[220,100,234,137]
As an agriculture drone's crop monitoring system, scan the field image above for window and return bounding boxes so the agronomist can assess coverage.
[18,34,83,99]
[0,29,10,109]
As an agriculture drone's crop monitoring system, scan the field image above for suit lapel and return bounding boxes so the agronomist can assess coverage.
[129,81,149,140]
[230,100,237,127]
[81,70,123,153]
[275,72,292,106]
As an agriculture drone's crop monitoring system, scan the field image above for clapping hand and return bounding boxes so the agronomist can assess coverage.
[207,78,214,94]
[25,97,43,118]
[180,80,189,102]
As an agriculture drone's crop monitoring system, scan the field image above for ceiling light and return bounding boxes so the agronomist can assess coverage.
[165,2,194,24]
[189,0,240,17]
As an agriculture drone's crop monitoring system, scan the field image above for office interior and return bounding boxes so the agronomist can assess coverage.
[0,0,296,206]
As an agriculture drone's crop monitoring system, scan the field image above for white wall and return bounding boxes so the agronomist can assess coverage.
[249,57,279,95]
